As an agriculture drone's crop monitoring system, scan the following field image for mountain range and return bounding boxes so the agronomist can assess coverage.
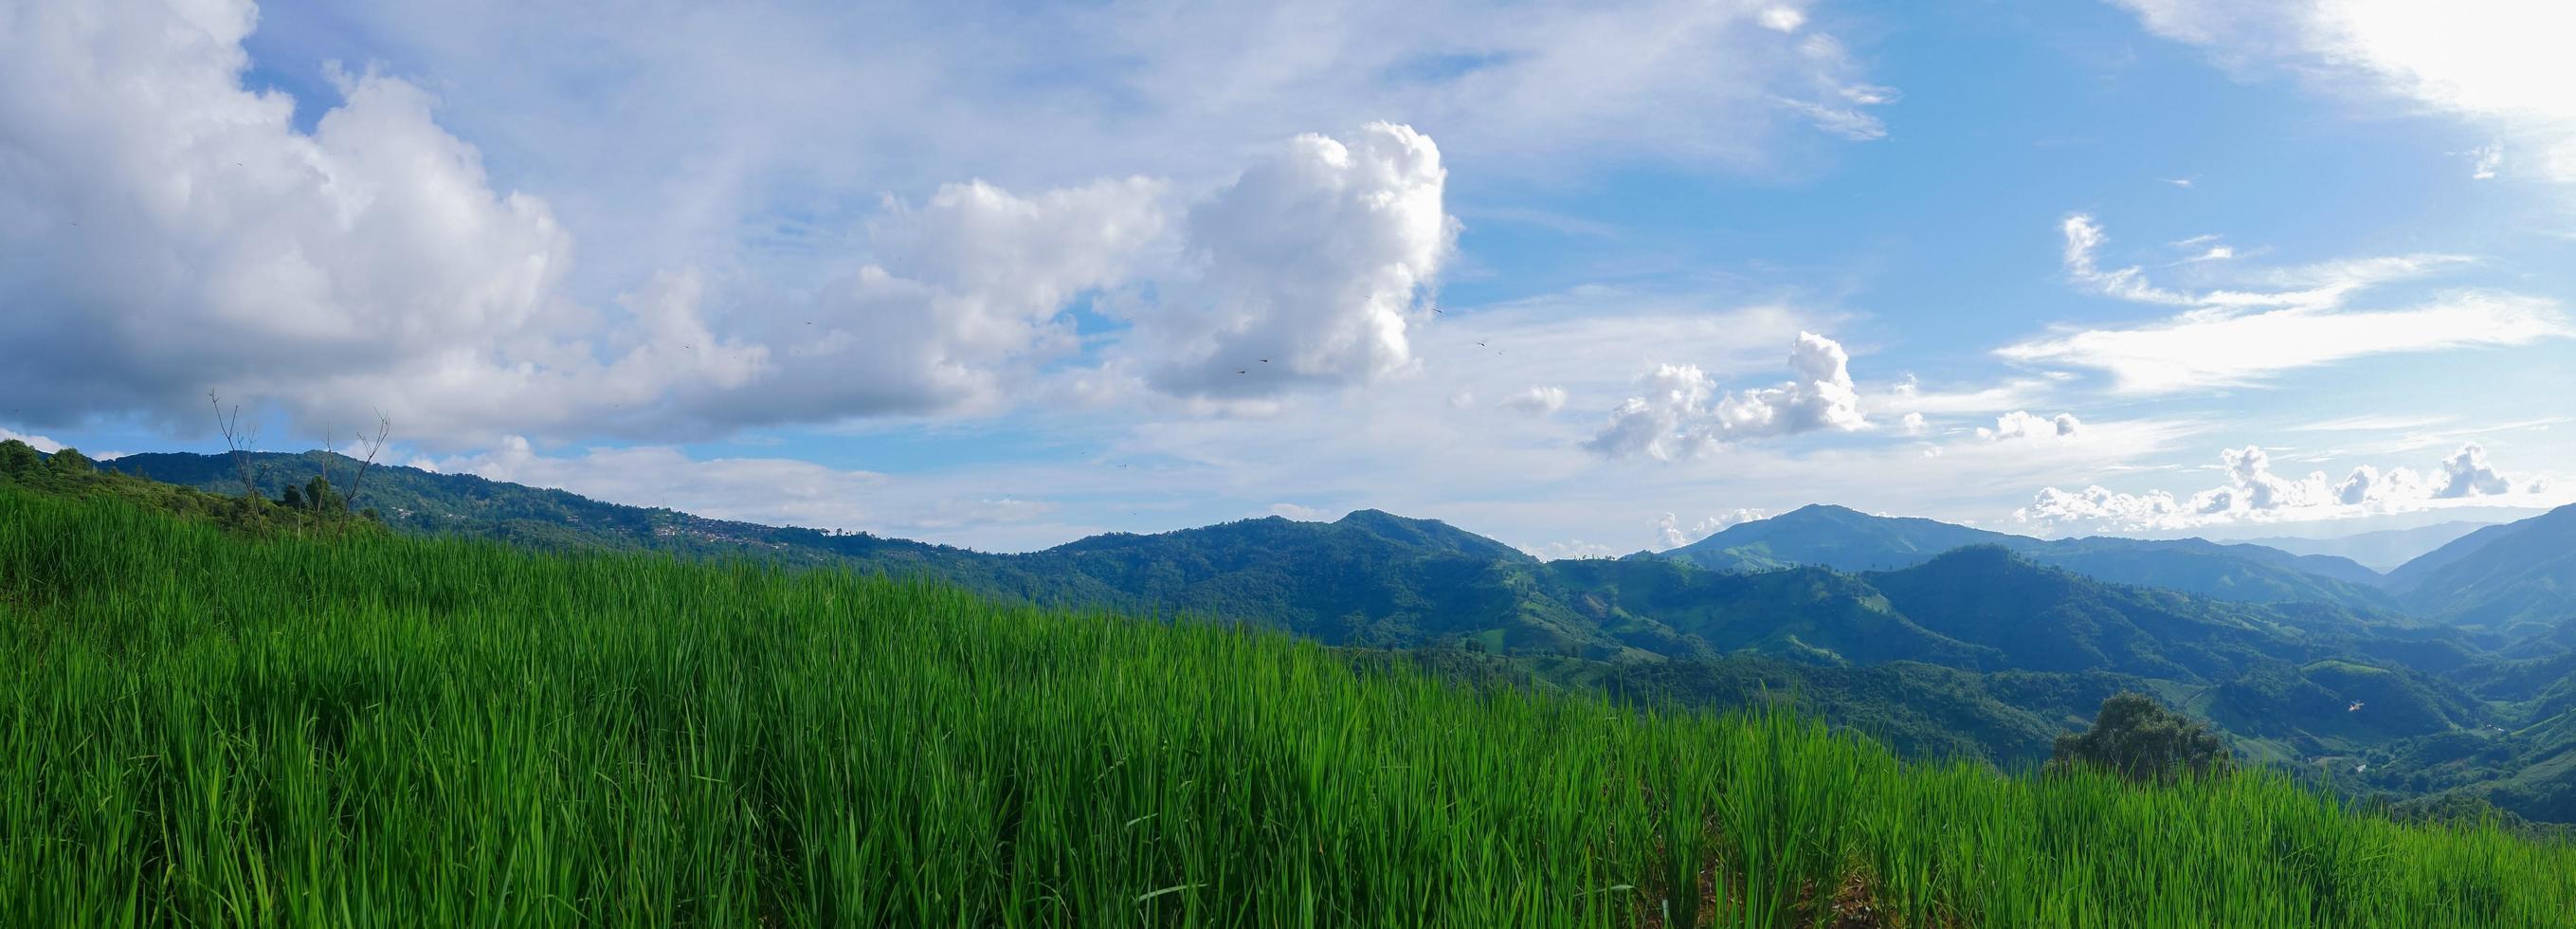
[1649,503,2395,610]
[2242,521,2496,572]
[95,448,2576,820]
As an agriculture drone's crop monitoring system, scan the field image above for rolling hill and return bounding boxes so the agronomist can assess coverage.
[1652,503,2398,610]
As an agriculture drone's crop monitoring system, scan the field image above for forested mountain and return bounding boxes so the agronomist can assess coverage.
[1651,503,2396,609]
[2385,504,2576,635]
[93,450,2443,673]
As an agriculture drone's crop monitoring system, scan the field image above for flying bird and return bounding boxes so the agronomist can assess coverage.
[2354,762,2368,774]
[2348,701,2365,713]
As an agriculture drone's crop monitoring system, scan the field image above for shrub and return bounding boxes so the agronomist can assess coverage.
[2048,691,2233,783]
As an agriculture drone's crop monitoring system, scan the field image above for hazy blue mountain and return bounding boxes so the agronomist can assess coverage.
[2384,522,2528,592]
[1654,503,2394,610]
[2242,521,2498,573]
[2387,504,2576,633]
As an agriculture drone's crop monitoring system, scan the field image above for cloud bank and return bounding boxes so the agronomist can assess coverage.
[1656,508,1770,548]
[0,1,1473,446]
[2017,442,2552,532]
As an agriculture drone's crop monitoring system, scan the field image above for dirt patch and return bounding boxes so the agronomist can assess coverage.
[1823,870,1891,929]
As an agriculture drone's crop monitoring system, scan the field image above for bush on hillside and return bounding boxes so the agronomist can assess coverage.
[0,439,36,477]
[2048,691,2233,783]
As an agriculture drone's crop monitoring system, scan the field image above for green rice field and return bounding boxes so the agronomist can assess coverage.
[3,485,2570,926]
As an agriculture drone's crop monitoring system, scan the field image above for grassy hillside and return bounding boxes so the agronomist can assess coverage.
[5,487,2574,925]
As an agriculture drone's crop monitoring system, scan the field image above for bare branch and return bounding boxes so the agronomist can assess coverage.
[321,420,339,501]
[347,411,390,511]
[208,392,261,501]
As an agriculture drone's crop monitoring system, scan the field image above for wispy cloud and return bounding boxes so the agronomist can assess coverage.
[2115,0,2576,184]
[2002,214,2569,393]
[2468,141,2505,179]
[2287,414,2454,433]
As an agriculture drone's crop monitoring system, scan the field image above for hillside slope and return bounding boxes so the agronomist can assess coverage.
[5,484,2571,926]
[1862,547,2432,683]
[2388,504,2576,633]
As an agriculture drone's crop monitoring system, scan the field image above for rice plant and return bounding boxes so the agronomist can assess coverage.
[3,485,2569,926]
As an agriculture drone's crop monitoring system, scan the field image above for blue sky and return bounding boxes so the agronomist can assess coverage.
[4,0,2571,555]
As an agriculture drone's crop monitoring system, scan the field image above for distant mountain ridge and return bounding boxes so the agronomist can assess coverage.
[2242,521,2497,573]
[105,451,2421,669]
[1650,503,2395,610]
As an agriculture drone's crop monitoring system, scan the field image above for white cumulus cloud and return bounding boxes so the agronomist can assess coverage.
[1522,538,1624,561]
[1655,508,1770,548]
[2017,442,2549,531]
[0,428,66,454]
[1977,410,2084,441]
[701,175,1170,424]
[1120,122,1453,399]
[1588,332,1869,460]
[1500,386,1569,415]
[0,1,1477,444]
[0,0,610,441]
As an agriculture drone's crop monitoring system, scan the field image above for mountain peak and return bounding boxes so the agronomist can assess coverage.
[1333,508,1529,561]
[1774,502,1865,520]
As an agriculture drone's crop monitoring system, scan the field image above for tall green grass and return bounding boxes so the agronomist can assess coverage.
[2,485,2569,927]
